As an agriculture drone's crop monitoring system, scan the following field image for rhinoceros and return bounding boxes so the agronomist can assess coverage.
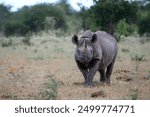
[72,30,118,86]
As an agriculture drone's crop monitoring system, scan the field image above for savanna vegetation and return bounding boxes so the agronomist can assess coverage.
[0,0,150,38]
[0,0,150,99]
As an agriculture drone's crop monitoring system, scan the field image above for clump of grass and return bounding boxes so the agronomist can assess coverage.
[28,56,44,60]
[131,53,145,71]
[139,35,150,44]
[129,89,139,100]
[2,94,18,100]
[1,38,12,47]
[39,76,59,100]
[144,71,150,80]
[22,36,32,46]
[131,54,145,62]
[121,48,130,53]
[147,71,150,79]
[34,49,38,53]
[41,40,47,44]
[54,45,64,53]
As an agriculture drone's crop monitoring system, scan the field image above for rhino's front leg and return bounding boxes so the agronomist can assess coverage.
[76,61,88,83]
[85,60,100,86]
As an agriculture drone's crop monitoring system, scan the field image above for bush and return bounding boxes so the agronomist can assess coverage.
[138,2,150,36]
[4,20,29,36]
[2,3,68,36]
[22,36,32,46]
[44,16,56,32]
[116,19,137,41]
[39,76,59,100]
[131,53,145,62]
[117,19,135,36]
[1,38,12,47]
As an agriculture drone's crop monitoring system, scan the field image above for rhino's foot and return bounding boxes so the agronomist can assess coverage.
[84,82,94,88]
[100,82,106,86]
[100,80,111,86]
[106,82,111,86]
[105,79,111,86]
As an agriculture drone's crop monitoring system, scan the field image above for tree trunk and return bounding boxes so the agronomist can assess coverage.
[107,20,115,36]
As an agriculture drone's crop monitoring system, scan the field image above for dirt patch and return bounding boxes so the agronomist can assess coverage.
[72,81,110,87]
[73,82,84,86]
[114,69,130,74]
[116,76,133,82]
[114,69,134,82]
[91,90,106,98]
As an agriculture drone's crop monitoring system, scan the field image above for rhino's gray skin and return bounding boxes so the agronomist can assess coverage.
[72,30,118,86]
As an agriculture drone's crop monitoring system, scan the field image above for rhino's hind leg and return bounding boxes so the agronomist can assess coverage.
[99,69,106,83]
[106,58,116,85]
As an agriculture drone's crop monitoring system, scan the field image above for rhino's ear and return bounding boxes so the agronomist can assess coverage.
[91,34,97,43]
[72,35,78,45]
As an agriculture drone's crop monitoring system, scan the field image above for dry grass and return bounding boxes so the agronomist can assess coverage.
[0,33,150,100]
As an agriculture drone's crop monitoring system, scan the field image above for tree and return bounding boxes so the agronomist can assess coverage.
[0,4,11,32]
[3,3,69,36]
[137,1,150,36]
[138,14,150,36]
[78,3,88,31]
[87,0,138,36]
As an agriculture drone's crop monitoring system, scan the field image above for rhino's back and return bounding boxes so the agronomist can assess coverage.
[95,31,118,69]
[96,31,117,45]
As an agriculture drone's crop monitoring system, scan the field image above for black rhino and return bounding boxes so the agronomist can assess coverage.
[72,30,118,86]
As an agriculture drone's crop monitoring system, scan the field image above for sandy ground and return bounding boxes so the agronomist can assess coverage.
[0,34,150,100]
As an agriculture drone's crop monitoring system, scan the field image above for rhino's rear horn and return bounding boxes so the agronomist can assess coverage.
[91,34,97,43]
[72,35,78,45]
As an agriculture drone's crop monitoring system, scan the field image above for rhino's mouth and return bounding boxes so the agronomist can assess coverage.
[78,55,93,63]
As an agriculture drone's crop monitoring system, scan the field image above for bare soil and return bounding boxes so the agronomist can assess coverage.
[0,35,150,100]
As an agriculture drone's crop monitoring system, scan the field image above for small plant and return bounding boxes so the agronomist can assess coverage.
[147,71,150,79]
[131,54,145,62]
[28,56,44,60]
[39,76,59,100]
[2,94,18,99]
[129,89,139,100]
[139,36,150,44]
[34,49,38,53]
[22,36,31,46]
[144,71,150,80]
[54,45,64,53]
[131,53,145,71]
[121,48,130,53]
[44,16,56,32]
[1,38,12,47]
[116,19,137,42]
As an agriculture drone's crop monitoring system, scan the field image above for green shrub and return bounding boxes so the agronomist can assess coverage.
[138,12,150,36]
[116,19,136,39]
[44,16,56,32]
[130,89,139,100]
[4,20,29,36]
[117,19,129,37]
[39,76,59,100]
[1,38,12,47]
[131,53,145,62]
[22,36,31,46]
[144,71,150,80]
[121,48,130,53]
[139,34,150,44]
[131,53,145,71]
